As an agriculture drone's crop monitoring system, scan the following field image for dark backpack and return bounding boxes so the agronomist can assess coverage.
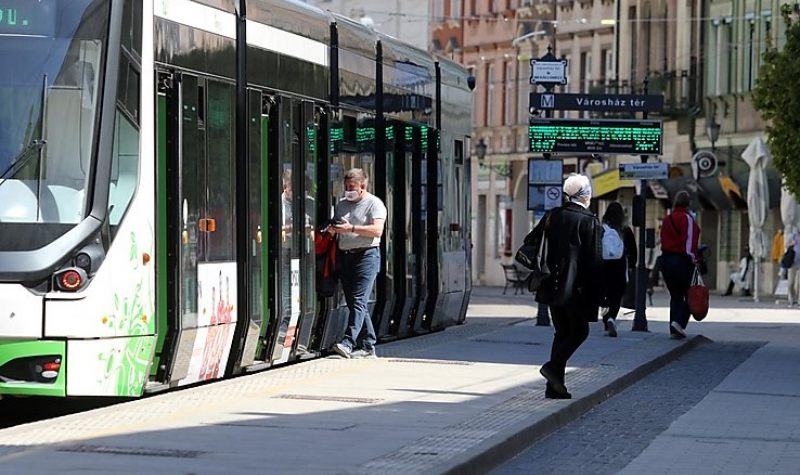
[515,212,552,292]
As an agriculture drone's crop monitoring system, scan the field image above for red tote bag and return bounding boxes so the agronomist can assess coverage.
[687,267,709,321]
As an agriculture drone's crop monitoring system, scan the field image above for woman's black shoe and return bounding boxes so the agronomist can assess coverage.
[540,363,568,395]
[545,383,572,399]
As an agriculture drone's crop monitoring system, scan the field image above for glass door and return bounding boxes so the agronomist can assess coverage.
[268,98,317,364]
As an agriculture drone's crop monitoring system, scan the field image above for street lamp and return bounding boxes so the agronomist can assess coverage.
[706,116,721,152]
[476,138,487,160]
[476,138,511,177]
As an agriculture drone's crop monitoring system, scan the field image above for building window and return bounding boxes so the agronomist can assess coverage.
[517,59,528,123]
[434,0,444,19]
[746,18,756,91]
[505,62,515,125]
[724,19,733,94]
[486,63,495,126]
[450,0,461,18]
[580,51,592,93]
[714,21,722,95]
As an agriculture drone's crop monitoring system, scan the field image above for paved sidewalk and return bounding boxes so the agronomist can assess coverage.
[0,288,701,474]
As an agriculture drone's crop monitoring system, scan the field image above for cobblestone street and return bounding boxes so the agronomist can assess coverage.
[494,341,761,474]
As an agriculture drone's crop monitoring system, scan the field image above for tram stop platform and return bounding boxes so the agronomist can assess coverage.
[0,288,701,474]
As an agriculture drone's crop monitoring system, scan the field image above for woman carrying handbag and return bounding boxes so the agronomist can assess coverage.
[659,191,701,339]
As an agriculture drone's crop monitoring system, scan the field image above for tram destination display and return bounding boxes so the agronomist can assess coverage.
[0,0,57,37]
[529,118,663,155]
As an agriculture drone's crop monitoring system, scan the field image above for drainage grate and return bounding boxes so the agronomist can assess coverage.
[387,358,474,366]
[272,394,383,404]
[471,338,542,346]
[58,444,205,459]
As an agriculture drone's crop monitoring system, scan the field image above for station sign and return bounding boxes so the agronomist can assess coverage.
[529,58,569,85]
[530,93,664,113]
[618,163,669,180]
[528,118,663,155]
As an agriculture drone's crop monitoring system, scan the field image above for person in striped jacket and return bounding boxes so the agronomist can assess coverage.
[659,191,700,339]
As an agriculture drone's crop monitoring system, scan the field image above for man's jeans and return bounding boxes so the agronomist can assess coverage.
[338,247,380,351]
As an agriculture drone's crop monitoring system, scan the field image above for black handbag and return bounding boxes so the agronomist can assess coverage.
[515,214,551,292]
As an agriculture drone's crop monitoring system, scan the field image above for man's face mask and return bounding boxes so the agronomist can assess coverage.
[345,190,360,201]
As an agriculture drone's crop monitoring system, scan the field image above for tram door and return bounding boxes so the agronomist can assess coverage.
[157,72,238,386]
[395,125,424,335]
[236,89,272,369]
[266,98,318,365]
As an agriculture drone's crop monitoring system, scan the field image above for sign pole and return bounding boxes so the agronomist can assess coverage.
[535,45,560,328]
[632,77,650,332]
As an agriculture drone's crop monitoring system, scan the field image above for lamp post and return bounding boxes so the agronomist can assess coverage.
[476,138,511,177]
[706,116,720,153]
[476,138,488,161]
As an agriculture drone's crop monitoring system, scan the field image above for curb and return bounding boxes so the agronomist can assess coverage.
[429,334,712,475]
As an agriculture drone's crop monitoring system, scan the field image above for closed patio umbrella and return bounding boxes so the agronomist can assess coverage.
[741,137,772,301]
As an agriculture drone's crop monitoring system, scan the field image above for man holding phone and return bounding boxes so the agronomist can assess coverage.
[328,168,387,359]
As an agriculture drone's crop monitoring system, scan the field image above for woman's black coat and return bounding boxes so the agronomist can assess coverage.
[535,202,604,319]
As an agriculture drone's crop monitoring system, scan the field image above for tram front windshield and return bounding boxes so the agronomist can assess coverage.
[0,0,110,252]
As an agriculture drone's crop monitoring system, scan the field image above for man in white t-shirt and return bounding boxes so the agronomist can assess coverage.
[328,168,387,359]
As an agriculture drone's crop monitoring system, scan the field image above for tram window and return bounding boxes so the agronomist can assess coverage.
[121,0,143,60]
[116,56,140,124]
[108,111,140,231]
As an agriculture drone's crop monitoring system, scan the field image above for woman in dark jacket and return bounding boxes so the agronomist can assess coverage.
[600,202,636,337]
[536,174,604,399]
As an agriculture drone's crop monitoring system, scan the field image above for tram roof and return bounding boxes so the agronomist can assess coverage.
[329,12,377,60]
[377,32,435,78]
[248,0,330,44]
[435,55,472,91]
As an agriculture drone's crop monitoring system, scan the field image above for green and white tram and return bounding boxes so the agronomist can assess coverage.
[0,0,474,398]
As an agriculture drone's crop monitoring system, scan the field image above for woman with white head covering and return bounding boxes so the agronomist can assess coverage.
[536,174,604,399]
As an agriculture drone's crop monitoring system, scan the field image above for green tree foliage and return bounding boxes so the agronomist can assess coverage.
[752,5,800,194]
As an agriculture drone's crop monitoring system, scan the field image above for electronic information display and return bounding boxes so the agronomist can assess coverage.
[529,118,663,155]
[0,0,57,37]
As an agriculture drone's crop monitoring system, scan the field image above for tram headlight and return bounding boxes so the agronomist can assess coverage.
[75,252,92,271]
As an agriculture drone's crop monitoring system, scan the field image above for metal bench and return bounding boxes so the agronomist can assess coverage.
[501,264,530,295]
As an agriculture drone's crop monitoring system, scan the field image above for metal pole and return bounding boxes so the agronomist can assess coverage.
[632,77,649,332]
[535,45,557,327]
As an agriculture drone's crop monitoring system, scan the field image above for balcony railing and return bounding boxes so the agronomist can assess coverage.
[585,69,701,118]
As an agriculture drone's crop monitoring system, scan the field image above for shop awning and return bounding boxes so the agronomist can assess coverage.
[658,174,747,210]
[591,168,635,199]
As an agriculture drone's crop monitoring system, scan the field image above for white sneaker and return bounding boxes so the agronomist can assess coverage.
[352,348,378,359]
[333,342,352,359]
[670,321,687,338]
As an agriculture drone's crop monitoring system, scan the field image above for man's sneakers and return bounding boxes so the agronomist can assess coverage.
[606,318,618,338]
[333,342,352,358]
[670,321,687,339]
[334,343,378,359]
[352,348,378,359]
